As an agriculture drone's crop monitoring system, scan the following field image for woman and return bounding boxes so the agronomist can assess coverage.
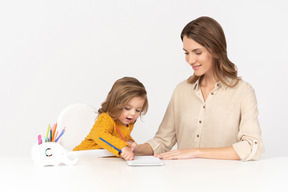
[134,16,264,161]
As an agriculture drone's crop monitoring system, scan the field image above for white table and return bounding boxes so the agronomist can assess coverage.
[0,151,287,192]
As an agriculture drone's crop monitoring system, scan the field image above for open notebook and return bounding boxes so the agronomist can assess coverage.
[126,156,164,166]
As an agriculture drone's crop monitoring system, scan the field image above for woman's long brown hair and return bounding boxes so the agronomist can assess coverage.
[181,16,240,87]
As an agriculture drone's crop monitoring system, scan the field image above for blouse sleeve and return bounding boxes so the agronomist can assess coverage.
[232,84,265,161]
[146,92,177,154]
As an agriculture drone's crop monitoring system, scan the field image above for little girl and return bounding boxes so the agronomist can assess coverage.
[73,77,148,161]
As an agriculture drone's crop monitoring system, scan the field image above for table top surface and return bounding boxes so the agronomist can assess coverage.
[1,150,287,192]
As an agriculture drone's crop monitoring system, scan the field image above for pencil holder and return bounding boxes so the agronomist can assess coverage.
[31,142,78,167]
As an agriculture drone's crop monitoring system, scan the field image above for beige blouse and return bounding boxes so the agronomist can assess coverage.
[147,78,264,161]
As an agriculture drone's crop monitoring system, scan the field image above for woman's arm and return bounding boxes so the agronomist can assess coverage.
[133,143,154,156]
[232,83,264,160]
[154,146,240,160]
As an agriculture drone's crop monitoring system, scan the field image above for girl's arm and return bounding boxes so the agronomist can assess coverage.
[94,114,129,156]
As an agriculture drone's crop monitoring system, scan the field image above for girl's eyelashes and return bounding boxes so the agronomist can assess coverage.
[124,107,141,113]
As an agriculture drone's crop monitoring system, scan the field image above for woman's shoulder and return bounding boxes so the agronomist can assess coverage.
[175,78,195,90]
[173,77,256,92]
[227,79,257,98]
[233,79,255,91]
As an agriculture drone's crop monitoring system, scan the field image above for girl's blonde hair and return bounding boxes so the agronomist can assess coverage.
[98,77,148,120]
[181,16,240,87]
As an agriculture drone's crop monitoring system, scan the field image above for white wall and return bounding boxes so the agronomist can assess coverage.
[1,0,287,158]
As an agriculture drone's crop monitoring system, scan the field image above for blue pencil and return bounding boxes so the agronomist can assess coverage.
[55,127,65,143]
[99,137,122,153]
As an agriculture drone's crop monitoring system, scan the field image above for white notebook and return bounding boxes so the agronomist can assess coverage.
[126,156,164,166]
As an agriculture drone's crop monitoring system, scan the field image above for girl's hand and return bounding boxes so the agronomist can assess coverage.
[126,140,137,151]
[121,146,135,161]
[154,149,198,160]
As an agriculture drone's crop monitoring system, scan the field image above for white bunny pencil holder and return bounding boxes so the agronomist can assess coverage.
[32,123,77,166]
[31,142,78,167]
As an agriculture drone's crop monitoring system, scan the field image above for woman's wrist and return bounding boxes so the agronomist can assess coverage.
[134,143,154,156]
[192,148,201,158]
[191,147,240,160]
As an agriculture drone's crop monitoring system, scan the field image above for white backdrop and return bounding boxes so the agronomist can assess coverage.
[1,0,287,158]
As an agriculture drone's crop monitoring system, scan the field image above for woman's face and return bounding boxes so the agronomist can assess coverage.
[183,36,214,77]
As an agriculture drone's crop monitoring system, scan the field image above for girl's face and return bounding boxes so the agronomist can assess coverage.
[118,96,145,126]
[183,36,214,77]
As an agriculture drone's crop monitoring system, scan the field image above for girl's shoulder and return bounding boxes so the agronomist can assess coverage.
[97,112,115,123]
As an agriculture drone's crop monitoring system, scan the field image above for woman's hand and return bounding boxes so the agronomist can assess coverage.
[154,149,199,160]
[121,146,135,161]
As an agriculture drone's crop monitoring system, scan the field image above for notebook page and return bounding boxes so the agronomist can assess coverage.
[126,156,164,166]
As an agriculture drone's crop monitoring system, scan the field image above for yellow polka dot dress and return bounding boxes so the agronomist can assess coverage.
[73,113,135,156]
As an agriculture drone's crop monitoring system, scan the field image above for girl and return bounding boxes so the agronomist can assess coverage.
[73,77,148,161]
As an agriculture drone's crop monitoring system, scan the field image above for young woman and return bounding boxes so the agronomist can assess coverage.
[134,16,264,161]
